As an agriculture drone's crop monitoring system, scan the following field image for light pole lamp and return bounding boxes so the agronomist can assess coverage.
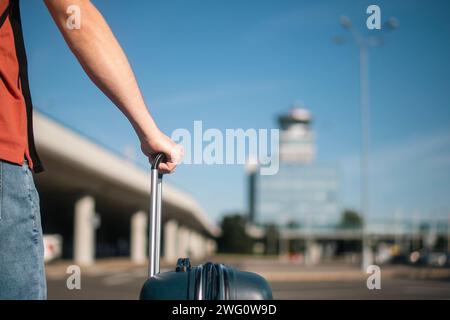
[333,15,398,270]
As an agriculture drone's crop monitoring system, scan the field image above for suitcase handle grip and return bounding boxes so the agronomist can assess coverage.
[148,153,166,277]
[151,152,167,171]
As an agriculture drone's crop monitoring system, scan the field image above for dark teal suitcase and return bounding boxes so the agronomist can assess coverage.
[139,154,273,300]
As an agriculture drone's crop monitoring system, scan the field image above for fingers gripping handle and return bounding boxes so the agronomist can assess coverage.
[151,152,167,170]
[148,153,166,278]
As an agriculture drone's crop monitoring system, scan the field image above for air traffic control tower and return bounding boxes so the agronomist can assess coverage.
[256,106,340,228]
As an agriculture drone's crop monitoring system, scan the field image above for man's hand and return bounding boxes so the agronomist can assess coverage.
[44,0,183,173]
[140,130,184,174]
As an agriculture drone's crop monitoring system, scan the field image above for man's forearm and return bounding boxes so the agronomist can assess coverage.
[44,0,158,141]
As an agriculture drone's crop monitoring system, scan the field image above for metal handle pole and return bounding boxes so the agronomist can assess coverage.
[148,153,166,278]
[154,172,163,275]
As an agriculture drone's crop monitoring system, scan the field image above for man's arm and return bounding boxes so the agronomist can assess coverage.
[43,0,182,173]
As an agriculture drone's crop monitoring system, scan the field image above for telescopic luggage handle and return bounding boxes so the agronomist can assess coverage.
[148,153,166,278]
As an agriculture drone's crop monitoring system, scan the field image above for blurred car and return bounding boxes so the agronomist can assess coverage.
[409,249,448,267]
[43,234,63,263]
[428,252,447,267]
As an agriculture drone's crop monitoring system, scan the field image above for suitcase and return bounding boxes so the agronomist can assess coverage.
[139,153,273,300]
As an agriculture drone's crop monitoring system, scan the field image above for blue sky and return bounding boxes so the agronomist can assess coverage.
[21,0,450,223]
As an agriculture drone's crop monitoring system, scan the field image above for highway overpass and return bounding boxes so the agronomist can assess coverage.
[33,112,219,266]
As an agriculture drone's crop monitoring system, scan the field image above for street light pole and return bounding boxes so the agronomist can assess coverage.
[447,212,450,254]
[334,15,398,271]
[359,41,373,270]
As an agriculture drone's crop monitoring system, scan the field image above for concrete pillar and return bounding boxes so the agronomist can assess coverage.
[189,231,196,259]
[177,226,190,258]
[74,195,96,266]
[187,229,195,258]
[130,211,147,264]
[190,231,201,259]
[163,220,178,263]
[189,232,207,260]
[197,234,206,259]
[197,233,205,259]
[305,240,322,266]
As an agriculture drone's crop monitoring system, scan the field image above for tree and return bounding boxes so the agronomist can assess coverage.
[286,220,301,229]
[340,209,363,229]
[217,213,253,254]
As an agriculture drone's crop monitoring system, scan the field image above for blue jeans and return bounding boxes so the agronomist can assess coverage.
[0,160,46,299]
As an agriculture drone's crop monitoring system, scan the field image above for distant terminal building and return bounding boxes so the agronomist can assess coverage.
[256,107,340,228]
[250,108,448,262]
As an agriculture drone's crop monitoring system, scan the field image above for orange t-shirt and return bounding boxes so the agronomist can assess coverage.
[0,0,33,168]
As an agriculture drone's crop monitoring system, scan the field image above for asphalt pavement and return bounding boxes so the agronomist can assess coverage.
[45,257,450,300]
